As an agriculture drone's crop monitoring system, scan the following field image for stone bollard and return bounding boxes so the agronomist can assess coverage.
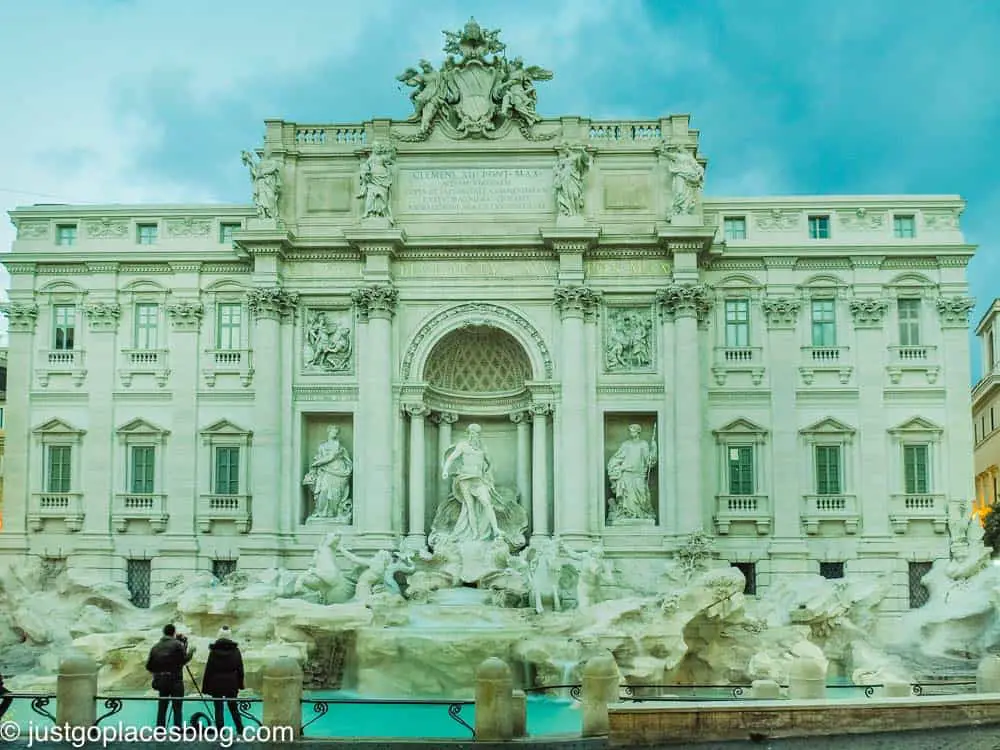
[787,656,827,700]
[511,689,527,738]
[475,658,513,741]
[262,657,303,741]
[582,652,620,737]
[882,680,912,698]
[977,655,1000,693]
[56,653,98,727]
[751,679,781,700]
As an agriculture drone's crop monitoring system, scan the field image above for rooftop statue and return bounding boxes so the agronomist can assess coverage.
[395,18,554,141]
[241,148,282,220]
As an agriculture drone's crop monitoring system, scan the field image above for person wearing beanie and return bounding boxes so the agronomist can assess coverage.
[201,625,245,733]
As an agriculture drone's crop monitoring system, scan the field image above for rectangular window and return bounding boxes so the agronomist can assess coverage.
[819,561,845,579]
[214,446,240,495]
[212,559,237,581]
[815,444,842,495]
[893,215,916,239]
[897,298,921,346]
[46,445,72,493]
[903,444,930,494]
[731,562,756,596]
[909,561,932,608]
[808,215,830,239]
[55,224,77,246]
[126,559,151,609]
[723,216,747,241]
[134,303,159,349]
[993,408,996,433]
[810,299,837,346]
[137,223,158,245]
[220,223,240,244]
[724,299,750,347]
[216,303,242,350]
[0,407,5,429]
[130,446,155,494]
[52,304,76,350]
[727,445,754,495]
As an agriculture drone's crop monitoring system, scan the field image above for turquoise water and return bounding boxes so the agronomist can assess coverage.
[4,693,582,739]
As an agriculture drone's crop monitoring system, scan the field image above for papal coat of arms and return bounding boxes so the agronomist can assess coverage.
[396,18,554,140]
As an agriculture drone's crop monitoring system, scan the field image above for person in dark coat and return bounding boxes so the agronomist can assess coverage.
[201,626,245,732]
[145,624,196,728]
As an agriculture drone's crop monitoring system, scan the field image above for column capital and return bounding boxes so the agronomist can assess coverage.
[352,284,398,321]
[936,295,976,328]
[431,411,459,426]
[166,300,205,332]
[84,302,122,333]
[848,297,889,328]
[0,302,39,333]
[553,286,602,320]
[530,402,554,417]
[760,296,802,329]
[248,286,299,321]
[655,283,713,321]
[510,410,531,425]
[403,402,430,418]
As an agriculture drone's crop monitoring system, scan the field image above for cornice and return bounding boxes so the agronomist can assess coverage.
[9,204,255,220]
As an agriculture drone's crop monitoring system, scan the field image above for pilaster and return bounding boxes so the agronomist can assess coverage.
[938,296,977,510]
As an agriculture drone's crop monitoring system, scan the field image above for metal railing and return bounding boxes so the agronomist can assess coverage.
[300,697,475,738]
[94,694,261,729]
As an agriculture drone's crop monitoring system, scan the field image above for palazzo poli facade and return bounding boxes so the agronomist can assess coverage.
[0,21,977,613]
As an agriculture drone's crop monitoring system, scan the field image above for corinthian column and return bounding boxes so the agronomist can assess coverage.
[404,403,429,545]
[530,403,553,539]
[247,287,299,538]
[554,286,602,540]
[656,283,712,534]
[510,411,532,513]
[352,284,398,543]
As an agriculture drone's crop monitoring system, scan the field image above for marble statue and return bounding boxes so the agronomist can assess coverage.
[357,142,396,222]
[605,309,653,371]
[440,424,504,542]
[241,148,281,220]
[524,537,565,614]
[562,541,614,609]
[552,144,592,217]
[607,424,657,523]
[303,427,353,523]
[663,145,704,218]
[337,546,394,605]
[395,19,552,139]
[304,311,352,372]
[293,532,354,604]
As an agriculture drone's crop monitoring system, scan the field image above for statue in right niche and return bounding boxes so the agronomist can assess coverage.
[607,423,657,523]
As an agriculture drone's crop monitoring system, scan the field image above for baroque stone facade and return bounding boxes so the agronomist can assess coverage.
[0,20,977,621]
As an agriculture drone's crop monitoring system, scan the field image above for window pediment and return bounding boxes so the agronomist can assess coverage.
[32,418,86,437]
[800,416,856,439]
[200,419,252,445]
[889,416,943,438]
[713,418,768,443]
[116,418,170,445]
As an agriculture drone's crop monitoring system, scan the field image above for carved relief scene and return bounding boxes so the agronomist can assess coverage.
[303,309,353,373]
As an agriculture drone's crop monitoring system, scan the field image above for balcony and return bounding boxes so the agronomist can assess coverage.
[711,347,765,386]
[119,349,170,388]
[29,492,84,531]
[112,493,168,532]
[201,349,254,388]
[889,493,947,534]
[198,494,252,533]
[802,493,860,535]
[799,346,852,386]
[713,494,771,535]
[36,349,87,387]
[887,345,939,385]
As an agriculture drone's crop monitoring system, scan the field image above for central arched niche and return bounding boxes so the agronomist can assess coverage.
[423,325,531,399]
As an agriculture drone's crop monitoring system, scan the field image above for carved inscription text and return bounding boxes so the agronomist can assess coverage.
[399,168,552,213]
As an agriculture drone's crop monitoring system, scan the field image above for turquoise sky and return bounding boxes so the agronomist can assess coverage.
[1,0,997,376]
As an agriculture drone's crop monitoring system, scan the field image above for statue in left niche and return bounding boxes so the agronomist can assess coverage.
[304,311,352,372]
[303,426,353,523]
[357,142,396,223]
[241,148,282,220]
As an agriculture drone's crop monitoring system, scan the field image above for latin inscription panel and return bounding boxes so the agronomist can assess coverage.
[399,168,553,214]
[395,259,557,279]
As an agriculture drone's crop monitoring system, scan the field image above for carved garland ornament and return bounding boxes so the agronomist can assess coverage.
[351,285,398,320]
[935,295,976,327]
[84,218,129,239]
[0,302,40,332]
[247,287,299,320]
[17,222,49,240]
[165,218,212,238]
[655,284,713,321]
[760,297,802,328]
[401,302,553,381]
[847,298,889,327]
[84,302,122,332]
[166,301,206,330]
[553,286,602,318]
